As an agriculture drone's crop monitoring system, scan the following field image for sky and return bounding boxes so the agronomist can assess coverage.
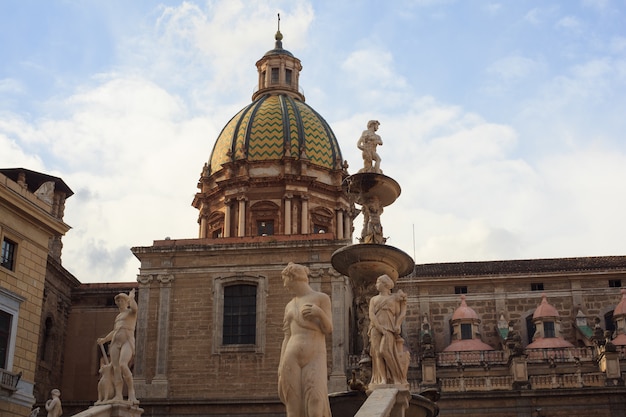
[1,0,626,283]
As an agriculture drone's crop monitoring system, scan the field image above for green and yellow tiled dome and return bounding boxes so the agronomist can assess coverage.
[208,94,342,175]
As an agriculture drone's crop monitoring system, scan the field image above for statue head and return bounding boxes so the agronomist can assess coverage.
[281,262,309,284]
[376,274,394,290]
[114,292,131,309]
[51,389,60,397]
[367,120,380,129]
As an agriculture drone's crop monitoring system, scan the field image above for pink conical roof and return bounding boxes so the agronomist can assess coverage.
[452,295,479,320]
[613,289,626,317]
[533,294,559,319]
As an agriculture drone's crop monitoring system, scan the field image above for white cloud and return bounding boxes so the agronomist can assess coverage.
[2,0,626,282]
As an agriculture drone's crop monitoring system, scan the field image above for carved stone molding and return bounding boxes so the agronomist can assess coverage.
[137,274,154,285]
[157,274,175,285]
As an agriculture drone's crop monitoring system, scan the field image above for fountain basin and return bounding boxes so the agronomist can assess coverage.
[345,173,401,207]
[331,244,414,285]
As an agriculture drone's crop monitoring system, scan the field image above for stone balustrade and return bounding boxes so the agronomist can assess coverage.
[526,347,594,363]
[436,350,507,366]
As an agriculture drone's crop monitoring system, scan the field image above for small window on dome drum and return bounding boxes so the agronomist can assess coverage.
[257,220,274,236]
[285,69,292,85]
[544,321,555,338]
[313,224,326,234]
[271,68,279,84]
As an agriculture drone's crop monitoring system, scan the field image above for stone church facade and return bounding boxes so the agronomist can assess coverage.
[1,29,625,417]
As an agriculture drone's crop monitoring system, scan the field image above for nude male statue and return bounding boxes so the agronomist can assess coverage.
[97,288,138,404]
[357,120,383,173]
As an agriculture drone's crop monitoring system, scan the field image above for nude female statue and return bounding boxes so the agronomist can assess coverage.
[97,288,138,404]
[278,262,333,417]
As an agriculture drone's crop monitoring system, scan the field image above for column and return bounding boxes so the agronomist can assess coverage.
[199,216,207,238]
[224,198,231,238]
[344,212,352,240]
[301,196,309,234]
[133,274,153,398]
[151,274,174,397]
[336,209,344,239]
[237,196,246,237]
[284,194,292,235]
[328,272,348,393]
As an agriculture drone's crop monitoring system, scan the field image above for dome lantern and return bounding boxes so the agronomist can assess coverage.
[252,16,304,101]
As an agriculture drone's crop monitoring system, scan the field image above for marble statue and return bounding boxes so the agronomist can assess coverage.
[368,275,409,387]
[360,195,385,244]
[29,407,40,417]
[278,262,333,417]
[97,288,138,404]
[357,120,383,173]
[45,389,62,417]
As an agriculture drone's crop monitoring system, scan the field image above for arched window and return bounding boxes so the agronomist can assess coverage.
[250,201,279,236]
[605,311,615,335]
[40,316,53,361]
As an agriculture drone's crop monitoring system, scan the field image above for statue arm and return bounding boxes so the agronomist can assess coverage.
[395,293,407,333]
[318,294,333,335]
[98,329,115,345]
[129,289,138,313]
[357,135,365,150]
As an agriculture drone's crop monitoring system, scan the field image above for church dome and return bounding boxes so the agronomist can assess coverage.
[207,94,342,175]
[192,27,352,242]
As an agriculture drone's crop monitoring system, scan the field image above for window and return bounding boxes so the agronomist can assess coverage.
[544,321,555,338]
[1,238,17,271]
[285,69,292,85]
[257,220,274,236]
[531,283,544,291]
[223,284,256,345]
[213,275,267,353]
[212,229,222,239]
[605,311,615,335]
[609,279,622,288]
[460,323,472,340]
[455,286,468,294]
[271,68,279,84]
[313,224,326,234]
[0,288,24,371]
[0,311,11,369]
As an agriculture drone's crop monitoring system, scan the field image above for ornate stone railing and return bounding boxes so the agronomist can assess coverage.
[526,347,594,363]
[0,369,21,392]
[529,372,605,389]
[440,375,513,392]
[436,350,507,366]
